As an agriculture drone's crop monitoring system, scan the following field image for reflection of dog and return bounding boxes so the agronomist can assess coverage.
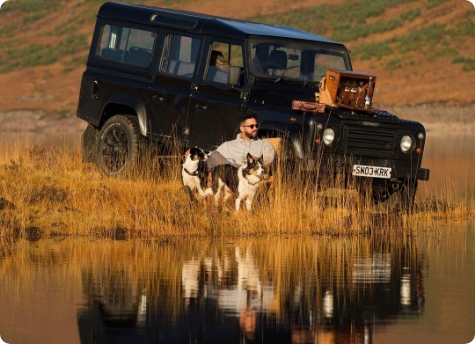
[212,153,263,211]
[182,147,212,200]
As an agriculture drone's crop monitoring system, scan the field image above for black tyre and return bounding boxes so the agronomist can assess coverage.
[369,179,418,214]
[96,115,143,177]
[278,139,297,175]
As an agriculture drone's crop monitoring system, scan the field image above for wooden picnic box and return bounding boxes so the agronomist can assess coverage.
[318,69,377,110]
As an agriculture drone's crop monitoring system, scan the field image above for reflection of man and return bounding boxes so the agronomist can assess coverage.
[239,291,257,341]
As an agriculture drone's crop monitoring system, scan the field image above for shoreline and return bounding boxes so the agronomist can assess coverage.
[0,106,474,140]
[383,105,475,135]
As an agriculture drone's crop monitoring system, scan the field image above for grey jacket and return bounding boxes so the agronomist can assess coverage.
[208,134,275,169]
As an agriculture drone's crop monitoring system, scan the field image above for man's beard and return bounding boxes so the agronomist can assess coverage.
[244,131,257,140]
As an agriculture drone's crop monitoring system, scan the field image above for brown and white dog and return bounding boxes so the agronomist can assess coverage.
[212,153,264,212]
[182,147,213,201]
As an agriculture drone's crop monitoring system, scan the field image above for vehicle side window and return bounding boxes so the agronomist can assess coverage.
[205,42,243,86]
[98,24,155,67]
[160,35,200,78]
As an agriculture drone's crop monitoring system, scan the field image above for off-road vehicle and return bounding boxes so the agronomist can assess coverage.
[76,1,430,210]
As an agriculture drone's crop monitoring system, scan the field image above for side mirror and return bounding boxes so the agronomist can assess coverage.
[227,66,242,86]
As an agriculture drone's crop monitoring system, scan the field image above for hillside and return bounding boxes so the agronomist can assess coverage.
[0,0,474,118]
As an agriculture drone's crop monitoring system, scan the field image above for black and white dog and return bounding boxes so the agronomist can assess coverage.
[182,147,213,201]
[212,153,264,212]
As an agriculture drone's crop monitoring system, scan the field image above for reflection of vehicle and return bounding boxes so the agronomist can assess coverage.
[76,238,424,343]
[77,2,429,210]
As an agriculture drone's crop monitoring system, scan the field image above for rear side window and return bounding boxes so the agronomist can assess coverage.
[160,34,201,78]
[205,41,244,85]
[98,24,155,68]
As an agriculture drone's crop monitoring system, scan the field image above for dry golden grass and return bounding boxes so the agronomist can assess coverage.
[0,138,472,239]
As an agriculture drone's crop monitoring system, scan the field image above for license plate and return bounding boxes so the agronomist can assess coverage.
[352,164,391,179]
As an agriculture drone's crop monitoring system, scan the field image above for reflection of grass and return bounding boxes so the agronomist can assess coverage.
[0,233,418,324]
[0,138,472,239]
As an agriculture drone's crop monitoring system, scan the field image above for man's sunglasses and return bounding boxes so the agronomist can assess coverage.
[241,124,260,129]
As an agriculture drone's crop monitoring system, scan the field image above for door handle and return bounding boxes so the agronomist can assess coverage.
[92,80,99,99]
[152,95,164,103]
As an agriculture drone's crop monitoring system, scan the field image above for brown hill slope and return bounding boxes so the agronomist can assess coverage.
[0,0,473,117]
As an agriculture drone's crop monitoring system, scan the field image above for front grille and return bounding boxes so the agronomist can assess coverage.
[343,126,396,158]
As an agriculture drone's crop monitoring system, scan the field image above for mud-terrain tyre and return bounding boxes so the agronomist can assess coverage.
[96,115,144,177]
[278,139,297,175]
[370,179,418,214]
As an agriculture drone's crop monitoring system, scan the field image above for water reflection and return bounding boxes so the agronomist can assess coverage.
[70,236,424,343]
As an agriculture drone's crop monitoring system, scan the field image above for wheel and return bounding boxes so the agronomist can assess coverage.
[370,182,396,205]
[278,139,297,174]
[369,179,418,214]
[96,115,144,177]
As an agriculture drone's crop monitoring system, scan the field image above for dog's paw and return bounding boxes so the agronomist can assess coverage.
[203,188,214,197]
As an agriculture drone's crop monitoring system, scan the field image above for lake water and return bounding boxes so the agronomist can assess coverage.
[0,227,474,344]
[419,134,475,200]
[0,134,474,344]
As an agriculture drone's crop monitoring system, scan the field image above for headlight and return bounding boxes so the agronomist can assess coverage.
[400,135,413,153]
[323,128,335,146]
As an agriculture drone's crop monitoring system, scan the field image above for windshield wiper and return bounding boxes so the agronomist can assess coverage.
[274,65,300,83]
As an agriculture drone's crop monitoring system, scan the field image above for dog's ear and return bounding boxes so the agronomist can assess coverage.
[258,155,264,164]
[184,148,191,158]
[246,153,256,164]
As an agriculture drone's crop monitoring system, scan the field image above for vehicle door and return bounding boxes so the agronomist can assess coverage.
[186,38,246,150]
[146,32,202,145]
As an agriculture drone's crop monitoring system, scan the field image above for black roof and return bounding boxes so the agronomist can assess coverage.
[98,2,341,45]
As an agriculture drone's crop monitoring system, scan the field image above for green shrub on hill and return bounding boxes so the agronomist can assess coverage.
[351,42,393,61]
[397,24,447,53]
[333,19,402,42]
[452,56,475,71]
[57,34,88,55]
[427,0,450,8]
[250,0,416,42]
[0,44,56,72]
[248,0,472,72]
[22,13,45,25]
[0,0,472,75]
[400,8,422,22]
[0,34,87,73]
[0,0,52,12]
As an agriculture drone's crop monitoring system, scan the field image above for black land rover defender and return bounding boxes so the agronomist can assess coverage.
[77,2,429,210]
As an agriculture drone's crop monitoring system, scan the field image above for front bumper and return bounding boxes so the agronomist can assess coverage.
[306,156,430,181]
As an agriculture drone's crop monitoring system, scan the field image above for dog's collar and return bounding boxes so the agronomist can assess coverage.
[247,179,260,186]
[242,169,261,186]
[184,167,199,176]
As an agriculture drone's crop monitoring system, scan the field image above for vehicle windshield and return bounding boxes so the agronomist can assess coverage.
[249,38,350,83]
